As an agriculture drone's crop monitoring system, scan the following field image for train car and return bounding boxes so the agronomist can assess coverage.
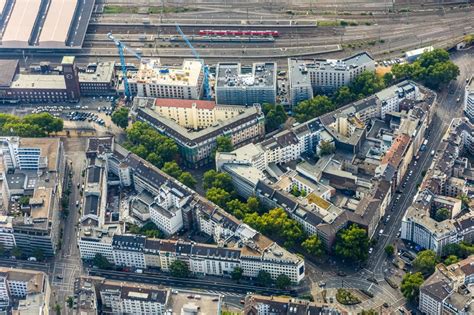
[198,29,279,37]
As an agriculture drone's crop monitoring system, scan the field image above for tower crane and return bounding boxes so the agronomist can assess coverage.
[175,24,211,100]
[107,32,143,99]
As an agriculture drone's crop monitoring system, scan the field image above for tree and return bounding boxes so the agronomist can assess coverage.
[276,274,291,289]
[178,172,197,189]
[162,161,183,178]
[11,247,22,259]
[22,112,63,134]
[444,255,459,266]
[458,194,470,208]
[256,270,273,287]
[231,266,243,282]
[401,272,424,302]
[333,86,355,106]
[125,122,179,168]
[203,170,234,192]
[334,224,369,263]
[383,72,394,86]
[290,185,301,197]
[66,296,74,309]
[206,187,231,208]
[348,71,385,98]
[359,310,378,315]
[302,234,324,257]
[54,303,61,315]
[391,49,459,90]
[111,107,129,129]
[225,199,249,219]
[93,253,112,270]
[434,208,450,222]
[215,136,233,153]
[384,245,395,257]
[247,196,260,214]
[263,103,287,132]
[319,140,335,156]
[169,260,190,278]
[32,248,44,262]
[19,196,30,206]
[413,250,437,276]
[294,95,335,123]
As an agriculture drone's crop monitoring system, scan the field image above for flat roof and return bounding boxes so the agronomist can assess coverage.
[39,0,78,47]
[79,61,115,83]
[216,62,276,88]
[130,59,202,87]
[10,73,66,90]
[2,0,42,47]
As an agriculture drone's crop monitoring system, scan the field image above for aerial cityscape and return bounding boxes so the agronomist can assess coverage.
[0,0,472,314]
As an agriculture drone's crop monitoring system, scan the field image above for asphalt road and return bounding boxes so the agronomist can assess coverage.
[88,268,297,297]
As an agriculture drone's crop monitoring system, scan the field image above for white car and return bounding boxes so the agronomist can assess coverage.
[369,247,373,254]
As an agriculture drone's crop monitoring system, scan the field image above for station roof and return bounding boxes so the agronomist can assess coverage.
[39,0,78,47]
[0,0,6,15]
[0,60,19,87]
[2,0,42,47]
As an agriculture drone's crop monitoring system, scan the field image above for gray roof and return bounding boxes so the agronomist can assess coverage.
[0,60,19,87]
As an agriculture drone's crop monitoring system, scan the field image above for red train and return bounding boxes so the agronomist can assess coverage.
[198,29,279,37]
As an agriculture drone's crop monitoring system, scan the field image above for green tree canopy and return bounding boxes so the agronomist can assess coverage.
[93,253,112,270]
[385,245,395,257]
[111,107,129,129]
[19,196,30,206]
[125,121,178,168]
[444,255,460,266]
[413,250,438,276]
[231,266,243,282]
[334,224,369,263]
[203,170,234,192]
[215,135,233,153]
[256,270,273,287]
[178,172,197,189]
[401,272,424,301]
[206,187,231,208]
[348,71,385,98]
[391,48,459,90]
[434,207,450,222]
[263,103,287,132]
[162,161,183,178]
[276,274,291,289]
[302,234,324,257]
[23,112,63,134]
[319,140,335,156]
[169,260,190,278]
[294,95,335,123]
[333,86,356,106]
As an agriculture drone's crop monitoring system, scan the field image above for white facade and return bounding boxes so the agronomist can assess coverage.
[419,291,443,315]
[464,77,474,121]
[78,238,114,261]
[113,249,146,269]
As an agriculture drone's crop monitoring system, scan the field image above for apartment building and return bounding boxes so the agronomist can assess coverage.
[288,52,375,106]
[244,294,347,315]
[78,138,305,283]
[464,76,474,121]
[217,81,434,249]
[133,97,265,167]
[0,268,50,314]
[74,276,222,315]
[419,256,474,315]
[215,62,277,106]
[402,118,474,254]
[0,137,65,257]
[128,59,203,99]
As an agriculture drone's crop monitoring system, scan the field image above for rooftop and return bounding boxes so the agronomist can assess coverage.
[19,138,60,171]
[0,60,19,87]
[1,0,42,47]
[39,0,78,47]
[79,61,115,83]
[10,74,66,90]
[130,59,202,87]
[216,62,276,88]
